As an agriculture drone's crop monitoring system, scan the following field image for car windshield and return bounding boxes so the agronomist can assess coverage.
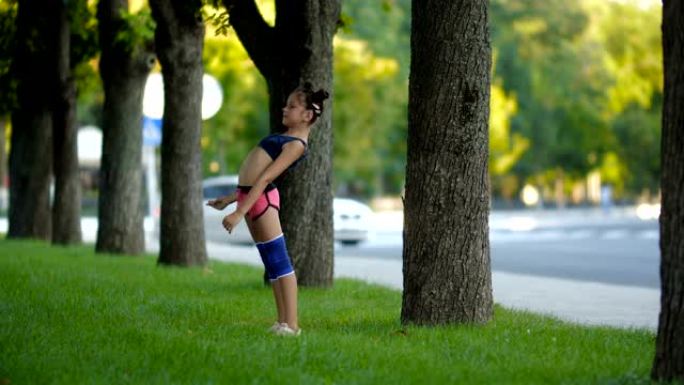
[203,184,236,199]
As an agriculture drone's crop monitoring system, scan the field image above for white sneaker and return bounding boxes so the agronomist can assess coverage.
[268,322,287,333]
[275,325,301,337]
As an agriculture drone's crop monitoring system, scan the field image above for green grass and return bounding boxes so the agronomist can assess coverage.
[0,239,657,385]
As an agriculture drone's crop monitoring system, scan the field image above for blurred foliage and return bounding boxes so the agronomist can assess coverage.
[335,0,410,196]
[1,0,662,203]
[199,1,407,197]
[199,0,664,201]
[114,9,155,54]
[335,0,662,201]
[490,0,662,202]
[201,29,269,176]
[0,0,99,121]
[69,0,99,68]
[70,0,100,127]
[332,37,403,196]
[0,0,17,117]
[490,80,529,200]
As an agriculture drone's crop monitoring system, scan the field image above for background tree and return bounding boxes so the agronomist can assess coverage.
[187,1,667,206]
[652,0,684,381]
[488,0,663,204]
[591,0,663,197]
[51,1,97,245]
[96,0,155,254]
[202,32,269,177]
[334,0,409,196]
[51,2,79,244]
[201,15,404,198]
[218,0,341,285]
[491,0,607,201]
[8,0,60,240]
[332,38,402,197]
[67,1,665,209]
[150,0,207,266]
[0,1,17,204]
[402,0,492,325]
[489,79,528,204]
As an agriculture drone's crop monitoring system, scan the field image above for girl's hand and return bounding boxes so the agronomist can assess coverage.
[222,211,244,234]
[206,196,232,210]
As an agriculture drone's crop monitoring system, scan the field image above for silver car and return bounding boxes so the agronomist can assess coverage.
[333,198,373,246]
[202,175,372,245]
[202,175,253,244]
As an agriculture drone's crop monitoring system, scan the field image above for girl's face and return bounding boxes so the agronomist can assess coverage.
[281,93,312,128]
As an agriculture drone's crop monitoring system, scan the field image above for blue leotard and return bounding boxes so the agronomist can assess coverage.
[258,134,308,169]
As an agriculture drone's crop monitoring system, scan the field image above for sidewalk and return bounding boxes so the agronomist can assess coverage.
[198,240,660,331]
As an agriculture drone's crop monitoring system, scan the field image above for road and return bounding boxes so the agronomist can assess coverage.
[0,207,660,328]
[0,207,660,289]
[336,209,660,289]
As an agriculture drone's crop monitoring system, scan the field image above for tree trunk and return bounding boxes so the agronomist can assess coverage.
[401,0,493,325]
[226,0,340,286]
[652,1,684,381]
[96,0,154,254]
[8,0,57,240]
[52,2,82,245]
[150,0,208,266]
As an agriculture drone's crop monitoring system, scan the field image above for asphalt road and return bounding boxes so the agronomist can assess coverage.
[335,219,660,289]
[0,208,660,289]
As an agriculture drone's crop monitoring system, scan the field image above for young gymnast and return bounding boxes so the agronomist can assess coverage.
[206,83,329,336]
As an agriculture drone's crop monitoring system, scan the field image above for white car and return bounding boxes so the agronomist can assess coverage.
[202,176,372,245]
[333,198,373,246]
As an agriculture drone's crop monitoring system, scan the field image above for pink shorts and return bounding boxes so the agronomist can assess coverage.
[236,184,280,220]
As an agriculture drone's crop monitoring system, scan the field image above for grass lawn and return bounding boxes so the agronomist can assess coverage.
[0,239,657,385]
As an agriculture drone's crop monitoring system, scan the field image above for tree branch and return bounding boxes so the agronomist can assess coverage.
[222,0,275,78]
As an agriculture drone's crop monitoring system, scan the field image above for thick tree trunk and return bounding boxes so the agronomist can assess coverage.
[401,0,493,325]
[8,0,56,240]
[150,0,207,266]
[52,3,82,245]
[227,0,340,286]
[652,1,684,381]
[96,0,154,254]
[274,2,338,287]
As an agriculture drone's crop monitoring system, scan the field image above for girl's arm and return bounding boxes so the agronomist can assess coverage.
[206,191,238,210]
[222,141,306,233]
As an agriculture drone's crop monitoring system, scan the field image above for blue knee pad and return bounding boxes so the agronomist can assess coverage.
[256,234,294,281]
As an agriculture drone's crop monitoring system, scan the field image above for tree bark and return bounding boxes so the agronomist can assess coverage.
[52,2,83,245]
[8,0,57,240]
[96,0,154,254]
[401,0,493,325]
[226,0,340,286]
[150,0,208,266]
[652,1,684,381]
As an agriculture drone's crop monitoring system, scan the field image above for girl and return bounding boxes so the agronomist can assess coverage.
[206,83,329,336]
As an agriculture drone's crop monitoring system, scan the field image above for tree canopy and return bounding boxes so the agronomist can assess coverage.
[3,0,661,203]
[204,0,663,202]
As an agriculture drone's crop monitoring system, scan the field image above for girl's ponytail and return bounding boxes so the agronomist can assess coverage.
[296,82,330,123]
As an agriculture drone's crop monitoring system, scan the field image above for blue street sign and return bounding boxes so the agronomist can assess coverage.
[143,116,162,147]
